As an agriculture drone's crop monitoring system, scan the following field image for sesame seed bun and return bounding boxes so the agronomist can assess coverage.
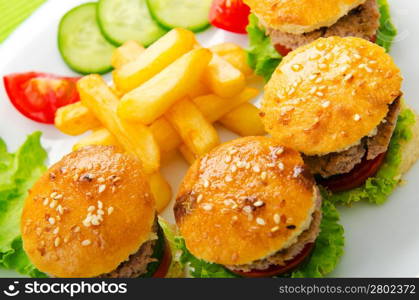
[261,37,402,156]
[21,146,155,278]
[175,137,318,266]
[245,0,367,34]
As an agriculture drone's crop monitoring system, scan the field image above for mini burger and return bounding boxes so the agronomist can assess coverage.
[21,146,172,278]
[261,37,419,196]
[245,0,381,56]
[175,136,343,278]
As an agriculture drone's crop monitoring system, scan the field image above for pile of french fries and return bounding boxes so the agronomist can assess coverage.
[54,28,266,213]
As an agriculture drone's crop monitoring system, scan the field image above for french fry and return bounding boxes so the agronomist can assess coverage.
[193,87,259,123]
[55,102,101,136]
[210,43,253,77]
[78,74,160,174]
[166,98,220,156]
[73,128,120,151]
[149,117,182,154]
[219,103,266,137]
[113,28,196,93]
[111,40,145,69]
[179,144,197,165]
[118,48,212,124]
[148,172,172,213]
[202,53,246,98]
[187,80,211,99]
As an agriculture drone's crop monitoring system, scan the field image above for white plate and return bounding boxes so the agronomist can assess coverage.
[0,0,418,278]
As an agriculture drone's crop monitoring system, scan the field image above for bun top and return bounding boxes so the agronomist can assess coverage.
[175,137,317,265]
[21,146,155,278]
[245,0,366,34]
[262,37,402,156]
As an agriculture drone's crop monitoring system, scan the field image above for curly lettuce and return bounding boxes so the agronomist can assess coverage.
[246,0,397,81]
[176,200,344,278]
[323,108,416,205]
[0,132,47,277]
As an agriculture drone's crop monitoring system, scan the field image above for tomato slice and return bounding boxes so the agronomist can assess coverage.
[318,152,387,193]
[3,72,80,124]
[152,239,172,278]
[209,0,251,34]
[274,44,292,57]
[230,243,315,278]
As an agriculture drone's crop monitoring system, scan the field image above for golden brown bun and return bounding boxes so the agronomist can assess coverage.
[262,37,402,156]
[245,0,366,34]
[175,136,317,265]
[21,146,155,278]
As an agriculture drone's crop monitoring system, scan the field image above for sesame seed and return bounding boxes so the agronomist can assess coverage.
[98,184,106,193]
[97,209,104,216]
[97,177,105,183]
[36,227,42,235]
[275,147,284,155]
[108,207,114,215]
[50,192,58,198]
[252,165,261,173]
[225,175,233,182]
[73,226,80,233]
[49,200,57,209]
[202,203,213,211]
[254,200,264,207]
[267,163,275,168]
[232,216,238,221]
[56,205,64,215]
[256,218,266,226]
[309,53,320,60]
[197,194,203,203]
[98,201,103,209]
[293,166,303,178]
[309,87,317,95]
[91,217,100,226]
[43,198,49,206]
[53,227,59,235]
[292,64,302,71]
[231,165,237,173]
[81,239,91,246]
[64,237,69,243]
[319,64,328,70]
[288,87,296,96]
[278,162,285,171]
[260,171,267,180]
[236,161,246,169]
[309,74,317,81]
[322,101,330,108]
[54,194,63,200]
[315,77,323,84]
[353,53,361,60]
[354,114,361,121]
[229,149,238,155]
[271,226,280,232]
[316,91,324,97]
[88,206,95,212]
[274,213,281,224]
[203,180,210,188]
[277,92,285,100]
[54,237,60,247]
[224,155,232,163]
[344,74,353,81]
[318,85,326,91]
[365,66,373,73]
[243,206,252,214]
[48,217,55,225]
[358,63,366,69]
[245,163,251,170]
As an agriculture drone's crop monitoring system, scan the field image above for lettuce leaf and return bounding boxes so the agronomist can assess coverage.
[323,108,416,205]
[176,200,344,278]
[0,132,48,277]
[246,14,282,82]
[246,0,396,81]
[377,0,397,52]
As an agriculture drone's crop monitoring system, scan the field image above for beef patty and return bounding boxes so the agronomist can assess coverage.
[226,187,322,273]
[263,0,380,51]
[99,220,159,278]
[304,98,401,178]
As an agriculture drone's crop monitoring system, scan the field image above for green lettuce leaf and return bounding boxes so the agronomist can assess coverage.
[377,0,397,52]
[246,14,282,82]
[323,108,416,205]
[246,0,396,81]
[0,132,48,277]
[176,200,344,278]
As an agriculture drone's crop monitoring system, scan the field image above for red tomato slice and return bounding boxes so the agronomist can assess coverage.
[230,243,315,278]
[209,0,251,34]
[152,239,172,278]
[274,44,292,57]
[319,152,387,193]
[3,72,80,124]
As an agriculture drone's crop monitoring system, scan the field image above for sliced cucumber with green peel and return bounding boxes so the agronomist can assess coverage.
[146,0,212,32]
[98,0,167,47]
[58,3,115,75]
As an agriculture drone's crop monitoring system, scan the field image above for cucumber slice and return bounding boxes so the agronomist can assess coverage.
[58,3,115,75]
[98,0,167,47]
[146,0,212,32]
